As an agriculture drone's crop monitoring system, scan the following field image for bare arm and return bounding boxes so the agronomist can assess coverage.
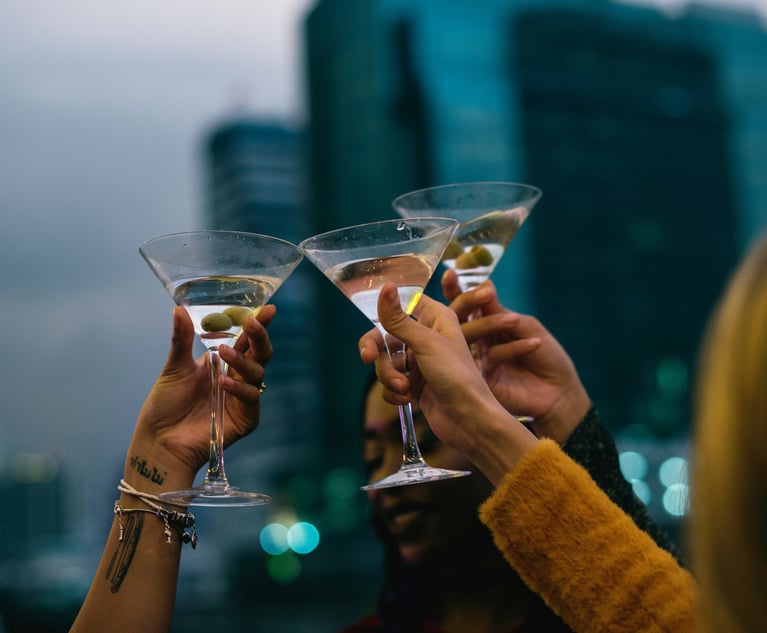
[70,306,273,632]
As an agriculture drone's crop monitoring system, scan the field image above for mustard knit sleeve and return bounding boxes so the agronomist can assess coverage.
[479,439,697,633]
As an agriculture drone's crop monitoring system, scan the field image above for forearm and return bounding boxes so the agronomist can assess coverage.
[69,447,195,633]
[480,441,697,633]
[459,398,540,486]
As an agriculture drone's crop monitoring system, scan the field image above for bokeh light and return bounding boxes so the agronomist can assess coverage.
[662,483,689,516]
[287,521,320,554]
[12,452,59,484]
[659,456,688,487]
[259,523,289,555]
[324,467,359,501]
[656,356,688,397]
[266,551,302,584]
[619,451,649,481]
[630,479,652,505]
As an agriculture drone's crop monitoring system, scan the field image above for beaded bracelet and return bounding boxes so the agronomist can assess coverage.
[115,479,198,548]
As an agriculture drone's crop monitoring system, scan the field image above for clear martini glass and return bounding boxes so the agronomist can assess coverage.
[139,230,303,507]
[392,181,542,293]
[393,182,542,421]
[299,218,471,490]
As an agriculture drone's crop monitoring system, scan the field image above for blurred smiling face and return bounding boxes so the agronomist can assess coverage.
[363,382,494,567]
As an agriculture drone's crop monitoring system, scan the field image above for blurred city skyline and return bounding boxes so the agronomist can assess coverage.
[0,1,315,538]
[2,0,767,483]
[2,0,767,630]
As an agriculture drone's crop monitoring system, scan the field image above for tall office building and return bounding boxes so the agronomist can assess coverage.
[513,5,739,434]
[0,453,67,550]
[304,0,764,448]
[305,0,558,456]
[202,118,323,493]
[684,3,767,249]
[0,455,91,630]
[198,116,382,632]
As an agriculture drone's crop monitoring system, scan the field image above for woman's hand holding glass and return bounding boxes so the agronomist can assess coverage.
[442,269,591,445]
[359,283,538,485]
[127,305,275,494]
[70,305,275,633]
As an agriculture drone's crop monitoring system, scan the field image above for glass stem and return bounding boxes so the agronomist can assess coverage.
[204,349,229,486]
[398,402,426,466]
[458,283,487,375]
[384,332,427,468]
[467,308,488,378]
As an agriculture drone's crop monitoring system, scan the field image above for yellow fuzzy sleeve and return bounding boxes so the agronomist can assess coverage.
[479,439,697,633]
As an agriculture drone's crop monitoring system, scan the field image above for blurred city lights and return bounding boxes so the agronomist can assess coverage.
[656,357,688,397]
[259,523,289,555]
[630,479,652,505]
[659,456,688,487]
[662,483,689,516]
[260,520,320,557]
[287,522,320,554]
[266,551,302,584]
[619,451,649,481]
[324,467,359,501]
[12,453,59,484]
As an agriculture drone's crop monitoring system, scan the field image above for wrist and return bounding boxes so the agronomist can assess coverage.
[123,443,196,495]
[531,384,592,445]
[115,479,198,548]
[461,399,539,487]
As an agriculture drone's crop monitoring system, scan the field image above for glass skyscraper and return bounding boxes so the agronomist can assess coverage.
[304,0,766,449]
[199,117,381,631]
[202,119,323,491]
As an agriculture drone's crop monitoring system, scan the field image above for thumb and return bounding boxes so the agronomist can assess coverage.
[377,283,416,344]
[163,306,196,373]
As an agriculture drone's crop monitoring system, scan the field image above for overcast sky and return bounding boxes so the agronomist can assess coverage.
[1,0,766,539]
[0,0,314,533]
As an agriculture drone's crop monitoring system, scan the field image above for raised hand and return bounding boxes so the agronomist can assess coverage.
[359,283,538,484]
[442,269,591,444]
[128,305,275,486]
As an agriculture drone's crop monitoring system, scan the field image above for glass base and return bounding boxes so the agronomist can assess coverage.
[361,464,471,491]
[158,483,271,507]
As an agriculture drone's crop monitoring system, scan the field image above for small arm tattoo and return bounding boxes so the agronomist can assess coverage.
[129,455,166,485]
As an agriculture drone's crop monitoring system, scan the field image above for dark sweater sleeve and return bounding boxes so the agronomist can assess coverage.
[561,406,684,565]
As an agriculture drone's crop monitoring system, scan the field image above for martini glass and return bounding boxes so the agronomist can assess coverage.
[392,182,542,293]
[299,218,471,490]
[139,230,303,507]
[393,182,541,421]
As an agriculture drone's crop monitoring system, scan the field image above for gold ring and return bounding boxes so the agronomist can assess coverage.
[258,382,266,394]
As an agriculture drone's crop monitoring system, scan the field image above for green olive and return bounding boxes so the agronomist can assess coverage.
[455,251,479,269]
[469,245,494,266]
[442,240,463,260]
[224,306,253,326]
[201,312,233,332]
